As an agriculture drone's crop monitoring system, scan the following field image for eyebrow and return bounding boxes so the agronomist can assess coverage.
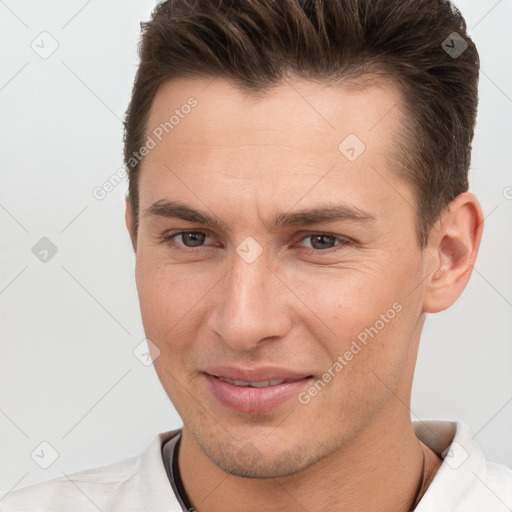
[142,199,376,232]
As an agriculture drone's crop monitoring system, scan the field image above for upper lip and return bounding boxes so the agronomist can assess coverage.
[204,366,312,382]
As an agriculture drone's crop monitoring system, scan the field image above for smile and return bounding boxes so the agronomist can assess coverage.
[203,368,313,414]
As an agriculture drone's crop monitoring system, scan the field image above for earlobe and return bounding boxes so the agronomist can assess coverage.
[422,192,484,313]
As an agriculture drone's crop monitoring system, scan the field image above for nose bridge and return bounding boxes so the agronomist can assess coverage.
[210,248,290,350]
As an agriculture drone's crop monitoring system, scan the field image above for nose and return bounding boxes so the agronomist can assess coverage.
[206,249,292,351]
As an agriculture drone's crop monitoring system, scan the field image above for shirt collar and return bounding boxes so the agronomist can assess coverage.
[413,420,487,511]
[139,428,184,512]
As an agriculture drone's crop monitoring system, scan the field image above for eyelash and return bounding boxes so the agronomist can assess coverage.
[158,230,353,255]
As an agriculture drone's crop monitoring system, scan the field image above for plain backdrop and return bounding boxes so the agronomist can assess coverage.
[0,0,511,493]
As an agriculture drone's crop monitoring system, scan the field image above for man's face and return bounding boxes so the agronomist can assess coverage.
[129,77,432,477]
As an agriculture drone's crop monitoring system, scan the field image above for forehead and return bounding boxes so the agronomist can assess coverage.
[144,75,404,159]
[138,76,414,228]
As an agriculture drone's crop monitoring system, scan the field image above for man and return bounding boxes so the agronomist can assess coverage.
[1,0,511,511]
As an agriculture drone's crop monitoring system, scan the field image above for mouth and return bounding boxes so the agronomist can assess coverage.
[213,376,303,387]
[202,367,314,414]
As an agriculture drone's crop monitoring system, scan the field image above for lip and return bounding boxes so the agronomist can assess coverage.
[203,366,313,414]
[204,366,312,382]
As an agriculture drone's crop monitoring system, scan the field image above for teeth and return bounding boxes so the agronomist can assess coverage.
[219,377,287,387]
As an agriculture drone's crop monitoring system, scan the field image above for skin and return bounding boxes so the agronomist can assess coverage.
[125,76,483,512]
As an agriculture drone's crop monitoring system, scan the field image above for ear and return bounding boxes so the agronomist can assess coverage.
[125,195,137,252]
[422,192,484,313]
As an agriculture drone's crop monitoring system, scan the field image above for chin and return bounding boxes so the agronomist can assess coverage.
[210,447,314,479]
[192,427,324,479]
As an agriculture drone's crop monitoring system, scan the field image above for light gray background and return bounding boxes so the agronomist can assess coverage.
[1,0,511,493]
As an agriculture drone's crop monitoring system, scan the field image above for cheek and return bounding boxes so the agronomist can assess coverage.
[287,257,419,400]
[280,259,409,340]
[135,257,205,407]
[297,302,416,444]
[135,251,208,331]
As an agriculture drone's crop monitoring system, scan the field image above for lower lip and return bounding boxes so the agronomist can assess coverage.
[204,374,313,414]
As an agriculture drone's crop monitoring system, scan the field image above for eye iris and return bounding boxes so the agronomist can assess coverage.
[310,234,336,250]
[182,232,205,247]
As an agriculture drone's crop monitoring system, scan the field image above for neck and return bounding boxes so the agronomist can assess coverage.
[178,399,440,512]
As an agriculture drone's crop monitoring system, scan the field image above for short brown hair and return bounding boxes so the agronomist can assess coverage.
[123,0,479,248]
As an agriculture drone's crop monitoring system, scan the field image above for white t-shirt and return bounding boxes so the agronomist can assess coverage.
[0,420,510,511]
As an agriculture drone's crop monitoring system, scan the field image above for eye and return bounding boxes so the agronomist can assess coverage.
[159,231,212,250]
[158,230,353,255]
[298,233,352,253]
